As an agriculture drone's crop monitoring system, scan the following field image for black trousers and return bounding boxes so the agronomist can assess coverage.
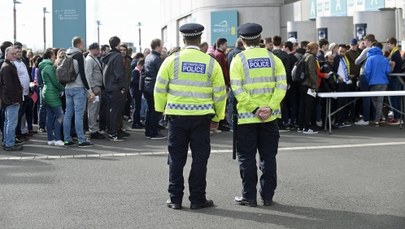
[106,90,124,136]
[143,89,161,137]
[131,89,143,127]
[298,85,316,130]
[16,95,33,135]
[167,115,211,205]
[99,88,108,132]
[237,120,280,202]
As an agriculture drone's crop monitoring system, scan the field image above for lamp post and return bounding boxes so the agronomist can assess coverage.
[13,0,22,43]
[137,22,142,53]
[97,20,101,44]
[43,7,49,51]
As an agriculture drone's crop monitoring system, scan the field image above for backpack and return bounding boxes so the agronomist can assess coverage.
[291,54,307,83]
[56,54,77,84]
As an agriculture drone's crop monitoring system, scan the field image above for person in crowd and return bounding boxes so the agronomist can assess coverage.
[102,36,127,141]
[99,44,110,60]
[64,36,95,147]
[364,43,391,127]
[199,42,209,53]
[386,37,403,125]
[85,42,105,139]
[155,23,226,210]
[143,48,151,57]
[40,48,65,146]
[0,46,23,151]
[284,41,299,127]
[317,39,329,66]
[118,43,132,137]
[297,42,319,134]
[130,58,145,129]
[143,39,165,139]
[354,34,376,126]
[230,23,286,207]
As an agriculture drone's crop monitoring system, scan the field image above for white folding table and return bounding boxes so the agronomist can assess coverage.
[318,91,405,134]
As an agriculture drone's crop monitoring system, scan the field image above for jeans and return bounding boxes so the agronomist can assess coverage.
[370,84,387,122]
[4,104,20,147]
[87,98,100,133]
[388,77,402,119]
[226,90,234,130]
[46,105,63,141]
[359,75,371,121]
[131,89,144,127]
[63,87,87,143]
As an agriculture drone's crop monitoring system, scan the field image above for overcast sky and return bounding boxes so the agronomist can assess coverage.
[0,0,161,52]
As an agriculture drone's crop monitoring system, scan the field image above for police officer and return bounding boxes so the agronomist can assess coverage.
[230,23,287,207]
[154,23,227,210]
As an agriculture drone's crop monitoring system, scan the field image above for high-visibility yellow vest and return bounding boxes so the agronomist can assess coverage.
[154,46,227,122]
[230,47,287,124]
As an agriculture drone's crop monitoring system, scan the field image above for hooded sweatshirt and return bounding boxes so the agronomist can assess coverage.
[101,48,126,92]
[65,47,91,93]
[364,47,390,86]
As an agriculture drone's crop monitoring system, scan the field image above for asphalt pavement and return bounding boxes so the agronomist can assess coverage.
[0,124,404,228]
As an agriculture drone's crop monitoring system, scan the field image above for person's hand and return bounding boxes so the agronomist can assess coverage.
[88,92,96,102]
[210,121,219,130]
[255,107,272,121]
[337,76,344,83]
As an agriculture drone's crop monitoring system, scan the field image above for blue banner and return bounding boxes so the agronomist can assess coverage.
[364,0,385,10]
[52,0,86,49]
[211,10,238,47]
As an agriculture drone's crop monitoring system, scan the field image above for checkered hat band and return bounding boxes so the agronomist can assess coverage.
[167,103,213,110]
[240,34,261,40]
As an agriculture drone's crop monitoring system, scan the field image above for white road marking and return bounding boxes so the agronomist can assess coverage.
[1,141,405,161]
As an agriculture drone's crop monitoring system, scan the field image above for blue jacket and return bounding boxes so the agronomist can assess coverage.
[364,47,390,86]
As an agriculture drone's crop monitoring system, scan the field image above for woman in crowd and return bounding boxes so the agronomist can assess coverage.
[39,48,65,146]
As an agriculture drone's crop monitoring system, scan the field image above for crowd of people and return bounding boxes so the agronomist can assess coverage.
[0,31,404,152]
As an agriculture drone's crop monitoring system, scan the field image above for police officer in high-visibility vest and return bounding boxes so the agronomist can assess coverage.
[154,23,227,210]
[230,23,287,207]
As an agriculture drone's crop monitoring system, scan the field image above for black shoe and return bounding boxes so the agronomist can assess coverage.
[118,131,130,138]
[263,200,273,206]
[3,145,23,151]
[64,141,76,146]
[218,125,230,132]
[166,199,182,209]
[78,141,94,148]
[234,196,257,207]
[90,132,105,139]
[108,134,125,142]
[131,124,143,129]
[150,133,166,140]
[190,199,214,210]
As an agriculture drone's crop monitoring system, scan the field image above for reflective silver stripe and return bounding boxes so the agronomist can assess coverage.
[213,85,226,93]
[173,52,180,79]
[155,87,167,93]
[246,76,274,84]
[233,88,245,96]
[166,103,213,110]
[207,57,215,79]
[230,79,242,86]
[214,95,227,102]
[267,51,275,77]
[171,79,212,87]
[276,75,287,82]
[157,77,169,85]
[168,89,212,98]
[276,84,288,91]
[238,109,281,119]
[248,87,274,95]
[239,53,250,83]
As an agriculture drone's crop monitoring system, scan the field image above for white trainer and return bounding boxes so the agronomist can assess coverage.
[354,119,369,126]
[54,140,65,146]
[47,141,54,146]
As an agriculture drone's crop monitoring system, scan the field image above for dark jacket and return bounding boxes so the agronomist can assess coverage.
[213,49,229,87]
[102,48,126,92]
[0,60,23,106]
[143,50,162,91]
[273,49,292,84]
[302,52,318,90]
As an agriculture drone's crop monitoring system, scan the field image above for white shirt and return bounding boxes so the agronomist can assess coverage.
[13,60,30,96]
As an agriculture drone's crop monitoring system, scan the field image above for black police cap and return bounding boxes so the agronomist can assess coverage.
[179,23,204,37]
[238,23,263,40]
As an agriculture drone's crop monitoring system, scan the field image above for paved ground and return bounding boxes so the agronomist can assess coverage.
[0,124,404,228]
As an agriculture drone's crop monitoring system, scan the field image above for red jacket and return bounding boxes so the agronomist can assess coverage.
[213,49,229,87]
